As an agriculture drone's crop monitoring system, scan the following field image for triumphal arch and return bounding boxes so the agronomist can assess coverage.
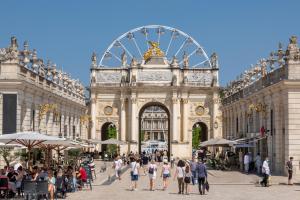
[89,25,222,158]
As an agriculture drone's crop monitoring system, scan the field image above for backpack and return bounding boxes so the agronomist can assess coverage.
[148,166,154,174]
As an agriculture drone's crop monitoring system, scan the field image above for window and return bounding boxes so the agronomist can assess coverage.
[32,109,35,131]
[154,132,158,140]
[2,94,17,134]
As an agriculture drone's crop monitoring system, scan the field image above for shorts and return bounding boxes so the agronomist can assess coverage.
[163,174,170,179]
[149,174,156,180]
[116,169,121,177]
[131,174,139,181]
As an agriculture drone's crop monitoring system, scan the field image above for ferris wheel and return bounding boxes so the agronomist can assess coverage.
[99,25,212,68]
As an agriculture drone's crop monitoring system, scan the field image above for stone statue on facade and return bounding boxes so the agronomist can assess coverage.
[131,75,136,85]
[130,56,138,67]
[260,58,267,77]
[91,52,97,68]
[286,35,300,60]
[182,52,189,68]
[277,42,285,67]
[171,56,179,68]
[121,51,127,67]
[172,75,177,86]
[210,52,219,69]
[268,52,276,71]
[38,59,46,77]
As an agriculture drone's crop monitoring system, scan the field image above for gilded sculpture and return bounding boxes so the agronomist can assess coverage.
[143,41,164,61]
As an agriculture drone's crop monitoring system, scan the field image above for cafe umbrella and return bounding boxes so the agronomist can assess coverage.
[0,131,65,166]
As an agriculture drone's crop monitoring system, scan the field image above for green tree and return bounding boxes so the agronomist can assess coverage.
[192,126,202,150]
[0,147,14,166]
[106,125,117,156]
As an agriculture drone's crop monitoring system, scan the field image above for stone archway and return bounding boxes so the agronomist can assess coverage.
[138,102,170,157]
[101,122,116,153]
[192,122,208,150]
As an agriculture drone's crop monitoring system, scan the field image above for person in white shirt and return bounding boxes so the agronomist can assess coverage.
[148,160,157,191]
[113,155,123,180]
[244,153,250,174]
[130,157,140,191]
[174,160,186,194]
[260,157,270,187]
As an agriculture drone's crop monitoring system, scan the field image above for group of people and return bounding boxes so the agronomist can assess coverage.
[112,152,209,195]
[243,152,295,187]
[0,157,95,199]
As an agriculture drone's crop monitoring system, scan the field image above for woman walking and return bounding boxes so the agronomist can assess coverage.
[130,157,140,191]
[48,170,56,200]
[161,159,171,190]
[148,160,157,191]
[184,164,192,195]
[174,160,185,194]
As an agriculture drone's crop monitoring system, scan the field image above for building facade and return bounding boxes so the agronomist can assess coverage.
[0,37,88,140]
[221,36,300,175]
[89,25,222,158]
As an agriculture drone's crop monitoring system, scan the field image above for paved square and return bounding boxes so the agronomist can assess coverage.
[67,164,300,200]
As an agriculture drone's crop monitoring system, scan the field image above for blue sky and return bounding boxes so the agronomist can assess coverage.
[0,0,299,86]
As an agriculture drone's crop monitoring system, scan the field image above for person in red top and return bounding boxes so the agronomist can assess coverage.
[77,166,87,189]
[79,166,87,182]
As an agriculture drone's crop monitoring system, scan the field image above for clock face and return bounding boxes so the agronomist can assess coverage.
[104,106,113,115]
[195,106,205,116]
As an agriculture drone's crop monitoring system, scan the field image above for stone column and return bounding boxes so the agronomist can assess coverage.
[130,97,137,142]
[172,97,179,142]
[182,98,189,142]
[91,99,97,139]
[120,98,126,141]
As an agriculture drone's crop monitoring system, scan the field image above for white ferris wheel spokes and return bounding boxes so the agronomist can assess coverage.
[99,25,211,68]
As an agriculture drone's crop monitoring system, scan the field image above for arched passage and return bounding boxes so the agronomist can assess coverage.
[101,122,116,153]
[138,102,170,157]
[192,122,208,150]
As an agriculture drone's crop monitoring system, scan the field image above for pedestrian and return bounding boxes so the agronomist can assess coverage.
[148,160,157,191]
[113,155,123,180]
[184,164,192,195]
[255,153,262,175]
[130,157,140,191]
[239,150,243,171]
[196,159,208,195]
[190,157,198,185]
[260,157,270,187]
[161,159,170,190]
[170,154,175,168]
[141,152,149,176]
[173,159,185,194]
[286,157,294,185]
[244,153,250,174]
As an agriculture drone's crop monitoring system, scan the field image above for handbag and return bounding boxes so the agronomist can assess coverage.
[205,181,210,192]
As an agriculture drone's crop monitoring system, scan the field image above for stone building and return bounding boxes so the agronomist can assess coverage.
[0,37,88,140]
[141,106,168,142]
[221,36,300,175]
[89,25,222,158]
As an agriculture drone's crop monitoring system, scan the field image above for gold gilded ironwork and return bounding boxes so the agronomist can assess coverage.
[80,115,92,124]
[38,104,58,121]
[143,41,165,61]
[195,106,205,116]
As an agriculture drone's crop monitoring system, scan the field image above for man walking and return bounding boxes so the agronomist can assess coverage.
[190,157,197,185]
[286,157,293,185]
[196,159,208,195]
[244,153,250,174]
[260,157,270,187]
